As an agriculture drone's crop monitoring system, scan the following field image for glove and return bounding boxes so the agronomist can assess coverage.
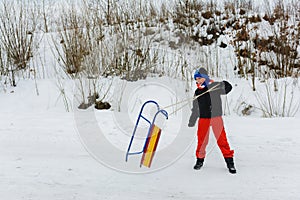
[188,120,196,127]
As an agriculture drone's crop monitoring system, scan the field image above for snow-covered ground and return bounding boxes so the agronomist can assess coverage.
[1,78,300,200]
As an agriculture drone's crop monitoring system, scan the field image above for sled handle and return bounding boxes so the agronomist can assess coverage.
[125,100,160,162]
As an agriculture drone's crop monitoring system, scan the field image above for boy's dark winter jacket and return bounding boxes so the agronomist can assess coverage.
[188,81,232,126]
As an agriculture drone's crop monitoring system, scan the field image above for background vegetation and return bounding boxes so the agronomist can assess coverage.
[0,0,299,116]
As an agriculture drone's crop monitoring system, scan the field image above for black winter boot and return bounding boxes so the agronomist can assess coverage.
[225,157,236,174]
[194,158,204,170]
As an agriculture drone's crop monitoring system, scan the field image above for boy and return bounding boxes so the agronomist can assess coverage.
[188,67,236,174]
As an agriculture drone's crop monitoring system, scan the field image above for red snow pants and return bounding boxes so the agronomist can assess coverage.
[196,116,234,159]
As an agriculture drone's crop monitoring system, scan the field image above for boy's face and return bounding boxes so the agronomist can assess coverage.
[196,77,206,85]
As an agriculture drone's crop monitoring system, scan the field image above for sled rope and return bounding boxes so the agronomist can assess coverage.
[162,83,221,116]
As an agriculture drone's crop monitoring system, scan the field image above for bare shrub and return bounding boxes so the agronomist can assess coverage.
[0,48,5,76]
[224,0,236,16]
[0,1,38,86]
[252,1,300,79]
[174,0,204,28]
[255,78,300,117]
[52,6,88,77]
[102,31,159,81]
